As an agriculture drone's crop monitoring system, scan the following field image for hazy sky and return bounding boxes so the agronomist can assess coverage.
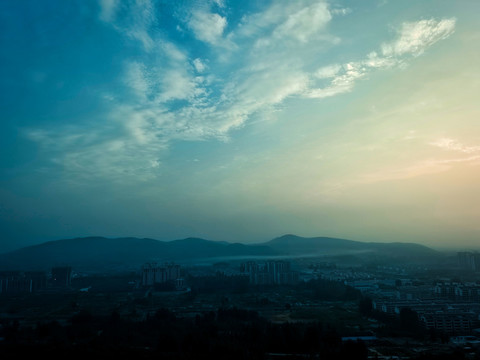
[1,0,479,252]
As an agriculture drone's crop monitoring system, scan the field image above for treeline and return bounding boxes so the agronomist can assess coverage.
[0,307,367,360]
[187,274,362,302]
[299,278,362,301]
[187,272,249,294]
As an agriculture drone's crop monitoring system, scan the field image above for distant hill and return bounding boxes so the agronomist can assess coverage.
[0,236,274,272]
[0,234,442,272]
[261,234,440,261]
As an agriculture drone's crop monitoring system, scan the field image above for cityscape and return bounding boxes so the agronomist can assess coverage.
[1,0,479,359]
[1,240,480,359]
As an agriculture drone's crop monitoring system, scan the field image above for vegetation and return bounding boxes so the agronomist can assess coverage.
[0,306,369,359]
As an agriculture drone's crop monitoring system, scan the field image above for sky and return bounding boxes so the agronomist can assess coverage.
[0,0,479,252]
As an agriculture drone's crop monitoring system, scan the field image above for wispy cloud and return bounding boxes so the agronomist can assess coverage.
[270,2,332,43]
[430,138,480,154]
[99,0,156,51]
[235,0,336,49]
[381,18,456,57]
[98,0,119,23]
[358,155,480,184]
[27,0,457,183]
[187,9,227,46]
[305,17,456,99]
[353,138,480,185]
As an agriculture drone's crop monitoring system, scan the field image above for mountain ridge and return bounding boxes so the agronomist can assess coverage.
[0,234,441,272]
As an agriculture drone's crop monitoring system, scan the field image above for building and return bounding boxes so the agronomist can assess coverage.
[454,284,480,302]
[458,252,480,271]
[372,297,480,335]
[435,282,480,302]
[142,262,182,287]
[396,285,434,301]
[0,271,47,294]
[420,312,476,334]
[241,260,299,285]
[51,266,72,287]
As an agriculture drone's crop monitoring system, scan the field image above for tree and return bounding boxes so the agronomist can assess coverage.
[359,296,373,315]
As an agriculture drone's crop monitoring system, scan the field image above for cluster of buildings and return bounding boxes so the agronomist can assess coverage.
[240,260,299,285]
[141,262,184,289]
[420,310,478,335]
[458,252,480,271]
[312,264,480,335]
[365,282,480,335]
[0,266,72,294]
[434,282,480,302]
[0,271,47,294]
[372,298,480,334]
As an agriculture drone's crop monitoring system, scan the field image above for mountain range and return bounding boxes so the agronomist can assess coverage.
[0,234,442,272]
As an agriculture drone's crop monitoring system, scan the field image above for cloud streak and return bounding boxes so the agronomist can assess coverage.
[358,155,480,184]
[430,138,480,154]
[187,9,227,45]
[26,0,457,184]
[381,18,456,57]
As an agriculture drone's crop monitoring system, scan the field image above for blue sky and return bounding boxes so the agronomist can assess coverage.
[0,0,479,251]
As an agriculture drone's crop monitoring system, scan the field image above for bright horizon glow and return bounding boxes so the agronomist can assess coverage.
[0,0,479,252]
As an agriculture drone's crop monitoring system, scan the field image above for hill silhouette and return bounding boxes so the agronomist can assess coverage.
[265,234,437,257]
[0,236,274,271]
[0,234,441,272]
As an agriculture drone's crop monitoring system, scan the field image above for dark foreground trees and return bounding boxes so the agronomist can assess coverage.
[1,304,475,359]
[0,307,367,360]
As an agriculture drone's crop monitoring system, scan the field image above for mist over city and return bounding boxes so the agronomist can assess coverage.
[1,0,479,359]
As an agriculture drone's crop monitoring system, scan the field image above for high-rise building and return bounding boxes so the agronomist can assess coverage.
[142,262,181,286]
[0,271,47,294]
[51,266,72,287]
[458,252,480,271]
[240,260,298,285]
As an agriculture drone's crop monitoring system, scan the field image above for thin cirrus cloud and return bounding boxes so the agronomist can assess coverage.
[429,138,480,154]
[24,0,457,184]
[353,137,480,185]
[305,17,456,99]
[187,9,228,45]
[256,1,333,45]
[358,155,480,184]
[99,0,156,51]
[381,18,457,57]
[98,0,118,23]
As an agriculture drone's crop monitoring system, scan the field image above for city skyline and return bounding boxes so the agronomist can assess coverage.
[0,0,479,252]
